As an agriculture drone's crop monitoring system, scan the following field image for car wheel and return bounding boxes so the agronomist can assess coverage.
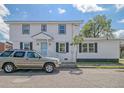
[3,63,15,73]
[44,63,55,73]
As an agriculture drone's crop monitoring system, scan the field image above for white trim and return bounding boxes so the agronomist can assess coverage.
[89,43,95,53]
[82,43,88,53]
[22,24,30,35]
[40,40,48,56]
[81,43,96,53]
[58,24,66,34]
[59,42,66,53]
[22,42,30,50]
[5,20,83,24]
[41,24,47,32]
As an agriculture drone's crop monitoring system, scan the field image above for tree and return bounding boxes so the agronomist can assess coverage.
[72,34,84,62]
[81,15,114,39]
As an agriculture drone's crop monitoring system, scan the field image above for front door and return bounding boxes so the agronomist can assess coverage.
[41,41,48,56]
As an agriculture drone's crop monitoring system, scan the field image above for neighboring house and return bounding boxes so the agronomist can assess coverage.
[0,41,13,52]
[120,41,124,58]
[6,20,122,62]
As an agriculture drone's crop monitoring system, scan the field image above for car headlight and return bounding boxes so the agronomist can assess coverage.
[55,59,61,64]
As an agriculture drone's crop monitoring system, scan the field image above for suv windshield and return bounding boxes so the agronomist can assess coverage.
[0,51,14,57]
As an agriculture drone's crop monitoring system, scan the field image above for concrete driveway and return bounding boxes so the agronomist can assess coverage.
[0,68,124,88]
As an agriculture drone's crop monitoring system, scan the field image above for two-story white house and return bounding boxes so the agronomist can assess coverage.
[6,20,122,63]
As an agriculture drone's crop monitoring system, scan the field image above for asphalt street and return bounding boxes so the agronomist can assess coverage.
[0,68,124,88]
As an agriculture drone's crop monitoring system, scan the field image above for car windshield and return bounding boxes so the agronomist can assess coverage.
[0,51,14,57]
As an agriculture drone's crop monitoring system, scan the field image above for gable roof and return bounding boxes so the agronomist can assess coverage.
[32,32,54,40]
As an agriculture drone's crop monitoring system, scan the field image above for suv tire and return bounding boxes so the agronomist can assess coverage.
[44,63,55,73]
[3,63,15,73]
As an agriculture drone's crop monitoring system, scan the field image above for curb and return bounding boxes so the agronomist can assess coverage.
[77,66,96,68]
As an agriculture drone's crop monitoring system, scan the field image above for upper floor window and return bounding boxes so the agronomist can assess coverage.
[41,24,47,32]
[58,24,66,34]
[22,24,30,34]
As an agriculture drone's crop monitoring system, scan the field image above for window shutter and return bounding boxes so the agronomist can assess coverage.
[95,43,97,53]
[56,42,59,52]
[30,42,33,50]
[66,42,69,52]
[20,42,23,49]
[79,43,82,53]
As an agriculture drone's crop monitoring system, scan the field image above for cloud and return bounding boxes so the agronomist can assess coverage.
[73,4,107,13]
[48,10,52,13]
[58,8,66,14]
[0,5,10,17]
[113,30,124,38]
[115,4,124,11]
[0,5,10,40]
[118,19,124,23]
[0,31,9,40]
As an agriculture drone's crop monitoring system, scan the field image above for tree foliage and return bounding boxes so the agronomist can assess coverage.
[72,34,84,62]
[81,15,115,39]
[72,34,84,46]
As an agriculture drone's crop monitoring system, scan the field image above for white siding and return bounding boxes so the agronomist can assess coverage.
[77,40,120,59]
[9,22,80,62]
[9,22,120,62]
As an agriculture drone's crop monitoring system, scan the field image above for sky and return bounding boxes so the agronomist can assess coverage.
[0,4,124,40]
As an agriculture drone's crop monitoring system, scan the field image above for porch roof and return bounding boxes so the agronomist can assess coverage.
[32,32,54,40]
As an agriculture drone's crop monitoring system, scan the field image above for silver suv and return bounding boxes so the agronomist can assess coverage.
[0,49,61,73]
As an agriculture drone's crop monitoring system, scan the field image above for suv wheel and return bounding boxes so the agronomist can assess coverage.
[44,63,55,73]
[3,63,15,73]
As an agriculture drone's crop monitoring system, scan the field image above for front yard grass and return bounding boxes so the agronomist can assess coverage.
[76,59,124,69]
[96,66,124,69]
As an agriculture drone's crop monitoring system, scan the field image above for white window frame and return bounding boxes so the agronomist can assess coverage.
[23,42,30,50]
[22,24,30,35]
[58,24,66,34]
[59,43,66,53]
[89,43,95,53]
[41,24,47,32]
[82,43,88,53]
[81,43,96,53]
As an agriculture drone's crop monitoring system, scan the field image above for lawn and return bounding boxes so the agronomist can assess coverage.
[77,62,121,66]
[96,66,124,69]
[76,59,124,69]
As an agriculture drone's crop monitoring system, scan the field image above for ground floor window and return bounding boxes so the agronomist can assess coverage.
[80,43,97,53]
[59,43,66,53]
[89,43,95,53]
[82,43,88,52]
[20,42,33,50]
[23,42,30,50]
[56,42,69,53]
